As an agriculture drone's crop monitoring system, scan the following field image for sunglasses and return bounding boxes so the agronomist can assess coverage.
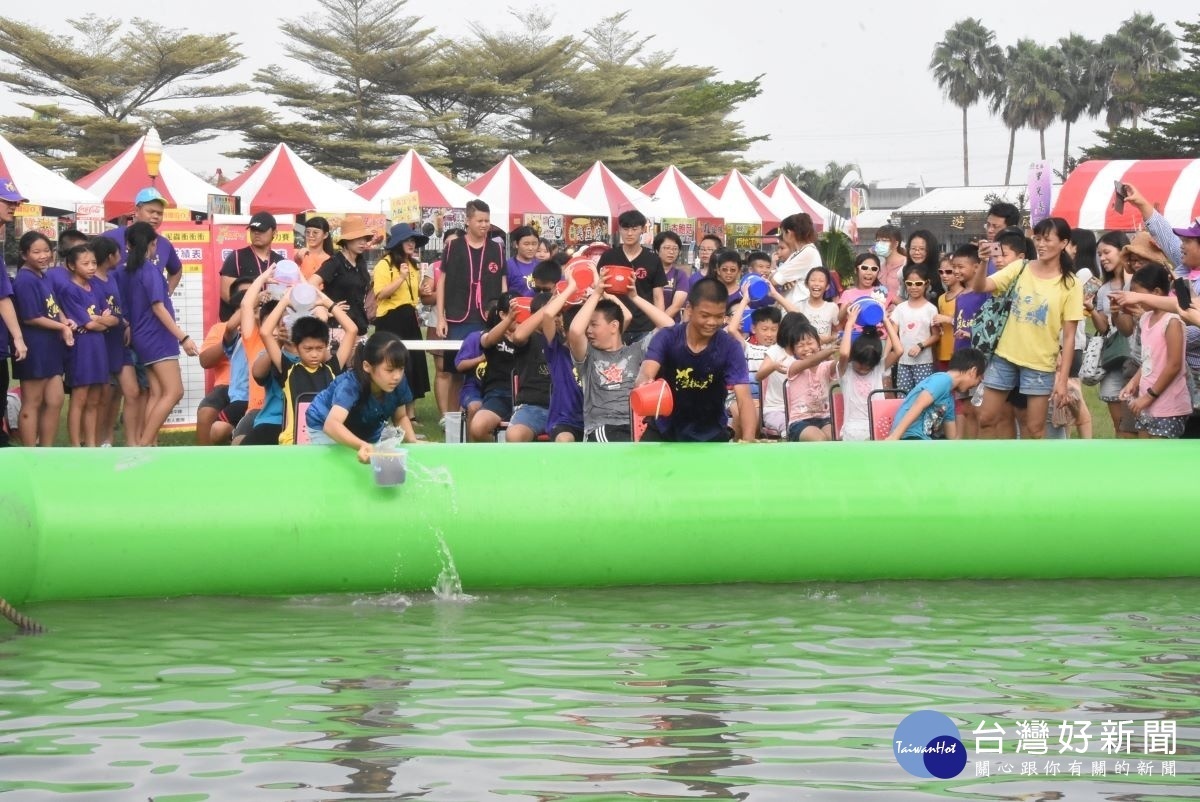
[859,265,879,271]
[938,269,954,275]
[904,280,926,287]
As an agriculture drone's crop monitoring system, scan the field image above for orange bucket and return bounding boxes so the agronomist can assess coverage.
[631,378,674,418]
[601,265,636,296]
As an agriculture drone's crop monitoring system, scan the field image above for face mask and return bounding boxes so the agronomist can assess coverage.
[873,241,891,259]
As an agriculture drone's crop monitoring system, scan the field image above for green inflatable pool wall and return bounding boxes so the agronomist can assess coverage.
[0,442,1196,604]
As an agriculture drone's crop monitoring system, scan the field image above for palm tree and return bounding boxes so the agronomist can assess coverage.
[991,41,1065,184]
[929,18,1004,186]
[1057,34,1106,175]
[1101,13,1181,129]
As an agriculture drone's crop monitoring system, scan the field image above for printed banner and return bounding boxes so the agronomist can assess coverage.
[162,208,192,223]
[75,203,106,236]
[726,222,763,251]
[564,216,609,247]
[661,218,696,245]
[13,203,41,217]
[1027,161,1053,227]
[389,192,421,224]
[420,207,467,253]
[522,213,564,243]
[160,222,216,429]
[16,216,57,239]
[207,194,238,217]
[697,218,726,243]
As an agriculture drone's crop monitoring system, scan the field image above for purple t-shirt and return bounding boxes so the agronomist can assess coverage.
[94,271,127,369]
[0,255,11,359]
[544,333,583,432]
[644,324,749,442]
[102,226,182,276]
[953,291,990,351]
[45,265,72,300]
[56,277,104,328]
[454,330,485,402]
[12,267,57,322]
[123,263,178,363]
[506,257,538,297]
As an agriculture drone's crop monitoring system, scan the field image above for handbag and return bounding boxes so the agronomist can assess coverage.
[1099,331,1130,372]
[970,261,1027,358]
[1078,333,1105,386]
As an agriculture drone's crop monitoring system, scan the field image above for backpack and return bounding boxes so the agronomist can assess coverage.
[1078,333,1105,386]
[970,261,1027,358]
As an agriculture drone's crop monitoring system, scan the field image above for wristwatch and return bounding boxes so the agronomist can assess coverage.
[1147,387,1160,399]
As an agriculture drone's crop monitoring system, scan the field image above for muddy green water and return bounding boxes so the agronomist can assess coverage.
[1,581,1197,800]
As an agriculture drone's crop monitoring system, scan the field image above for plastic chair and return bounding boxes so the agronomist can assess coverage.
[867,388,908,441]
[291,392,317,445]
[829,384,845,441]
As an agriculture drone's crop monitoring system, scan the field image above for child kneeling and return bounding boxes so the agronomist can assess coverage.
[887,348,986,441]
[305,331,418,462]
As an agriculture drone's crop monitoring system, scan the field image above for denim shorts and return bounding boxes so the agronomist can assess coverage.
[983,354,1055,397]
[787,416,831,441]
[510,404,549,434]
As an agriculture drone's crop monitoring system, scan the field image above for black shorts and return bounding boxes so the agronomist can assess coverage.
[640,425,732,443]
[219,399,248,426]
[241,422,282,445]
[584,424,630,442]
[198,385,230,412]
[551,423,584,441]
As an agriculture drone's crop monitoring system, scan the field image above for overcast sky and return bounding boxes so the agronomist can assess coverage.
[4,1,1195,190]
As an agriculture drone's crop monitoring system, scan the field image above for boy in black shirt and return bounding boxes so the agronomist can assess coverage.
[596,210,668,344]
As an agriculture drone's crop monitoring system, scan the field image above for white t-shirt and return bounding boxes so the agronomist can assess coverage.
[803,298,840,338]
[762,344,792,412]
[890,300,938,365]
[837,360,886,441]
[771,244,819,306]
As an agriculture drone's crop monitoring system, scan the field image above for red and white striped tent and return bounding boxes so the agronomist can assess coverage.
[222,144,375,215]
[0,133,99,212]
[1051,159,1200,230]
[560,161,661,221]
[466,155,599,230]
[76,136,226,218]
[708,169,781,230]
[355,149,474,211]
[639,165,725,220]
[761,175,840,232]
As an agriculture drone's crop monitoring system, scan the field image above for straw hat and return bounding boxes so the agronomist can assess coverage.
[1121,231,1170,267]
[337,215,373,244]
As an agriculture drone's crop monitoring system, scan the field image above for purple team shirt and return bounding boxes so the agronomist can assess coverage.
[506,257,538,297]
[102,226,182,276]
[953,291,990,351]
[0,255,11,359]
[544,334,583,433]
[644,324,749,441]
[123,263,178,363]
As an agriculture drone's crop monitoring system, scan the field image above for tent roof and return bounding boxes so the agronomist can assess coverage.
[355,149,475,210]
[1051,159,1200,230]
[639,166,724,220]
[761,175,842,232]
[465,155,600,226]
[222,144,375,215]
[560,161,660,220]
[76,136,225,218]
[707,169,781,229]
[895,184,1057,216]
[0,134,99,212]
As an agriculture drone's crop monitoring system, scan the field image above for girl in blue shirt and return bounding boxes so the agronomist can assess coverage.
[305,331,418,462]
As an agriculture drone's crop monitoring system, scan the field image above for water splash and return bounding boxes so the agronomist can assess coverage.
[431,529,475,603]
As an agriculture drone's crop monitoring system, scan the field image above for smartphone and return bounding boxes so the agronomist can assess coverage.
[1113,180,1127,214]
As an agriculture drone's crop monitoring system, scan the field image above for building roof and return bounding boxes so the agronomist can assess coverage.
[894,184,1059,216]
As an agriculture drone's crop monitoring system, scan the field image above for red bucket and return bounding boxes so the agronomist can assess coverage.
[631,379,674,418]
[556,258,596,305]
[601,265,636,296]
[511,295,533,324]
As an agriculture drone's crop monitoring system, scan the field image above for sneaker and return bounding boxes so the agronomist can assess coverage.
[438,415,448,429]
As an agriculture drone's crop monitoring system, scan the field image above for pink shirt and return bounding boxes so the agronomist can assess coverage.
[1139,312,1191,417]
[787,360,836,424]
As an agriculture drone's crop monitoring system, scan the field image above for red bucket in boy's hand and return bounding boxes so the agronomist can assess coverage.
[602,265,636,296]
[631,379,674,418]
[511,295,533,324]
[579,242,610,262]
[556,258,595,305]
